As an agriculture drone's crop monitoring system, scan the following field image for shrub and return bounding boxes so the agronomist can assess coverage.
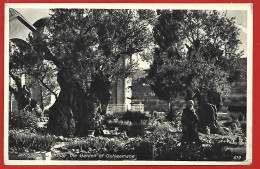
[154,136,246,161]
[155,122,173,133]
[103,111,147,136]
[166,110,176,121]
[65,138,106,152]
[9,130,55,152]
[104,112,124,122]
[105,139,125,154]
[64,137,127,155]
[145,101,168,112]
[135,140,153,160]
[123,137,153,160]
[9,110,38,128]
[122,111,148,123]
[218,115,232,121]
[128,123,146,137]
[104,119,132,131]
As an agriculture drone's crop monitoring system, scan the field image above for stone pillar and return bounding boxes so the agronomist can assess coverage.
[111,83,117,104]
[9,77,18,113]
[124,56,132,111]
[21,74,25,87]
[116,79,125,104]
[109,55,132,110]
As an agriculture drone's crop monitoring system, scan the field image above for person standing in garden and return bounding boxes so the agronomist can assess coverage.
[181,100,200,145]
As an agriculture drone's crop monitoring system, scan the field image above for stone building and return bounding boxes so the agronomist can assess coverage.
[106,56,144,114]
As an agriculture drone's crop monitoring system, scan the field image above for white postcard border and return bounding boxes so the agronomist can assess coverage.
[4,3,253,165]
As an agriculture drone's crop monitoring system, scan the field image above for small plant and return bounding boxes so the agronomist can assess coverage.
[9,110,38,128]
[66,138,106,152]
[9,130,55,152]
[65,137,127,155]
[105,139,124,154]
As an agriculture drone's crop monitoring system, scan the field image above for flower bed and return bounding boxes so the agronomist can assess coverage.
[51,132,246,161]
[52,137,137,160]
[8,115,246,161]
[103,111,149,137]
[9,130,56,153]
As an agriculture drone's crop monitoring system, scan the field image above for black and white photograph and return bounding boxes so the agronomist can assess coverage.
[4,3,252,165]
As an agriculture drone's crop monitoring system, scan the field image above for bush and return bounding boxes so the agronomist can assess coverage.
[9,110,38,128]
[122,111,148,123]
[9,130,55,152]
[134,140,153,160]
[166,110,176,121]
[128,123,146,137]
[104,112,124,122]
[55,132,246,161]
[64,137,128,155]
[65,138,106,152]
[63,137,160,160]
[154,137,246,161]
[230,112,244,121]
[103,111,147,136]
[145,101,168,112]
[104,119,132,131]
[122,137,153,160]
[155,122,174,133]
[218,115,232,121]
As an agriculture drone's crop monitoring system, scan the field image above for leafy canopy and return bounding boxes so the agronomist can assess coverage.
[9,38,59,100]
[30,9,156,92]
[147,10,245,102]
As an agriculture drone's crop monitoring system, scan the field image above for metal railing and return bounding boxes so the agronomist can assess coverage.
[106,104,126,114]
[106,104,144,114]
[132,104,144,112]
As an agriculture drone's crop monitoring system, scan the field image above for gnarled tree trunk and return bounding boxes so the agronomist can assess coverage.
[196,91,225,134]
[185,89,224,134]
[47,70,111,137]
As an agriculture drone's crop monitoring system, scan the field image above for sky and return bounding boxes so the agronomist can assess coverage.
[14,8,248,69]
[226,10,247,56]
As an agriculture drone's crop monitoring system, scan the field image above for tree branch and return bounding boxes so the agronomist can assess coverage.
[27,73,58,99]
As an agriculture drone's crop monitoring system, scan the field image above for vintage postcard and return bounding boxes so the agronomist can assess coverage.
[4,3,253,165]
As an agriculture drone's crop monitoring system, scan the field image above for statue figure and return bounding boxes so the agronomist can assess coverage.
[181,100,200,145]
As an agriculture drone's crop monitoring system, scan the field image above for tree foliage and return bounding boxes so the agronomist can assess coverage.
[30,9,155,98]
[9,38,59,111]
[147,10,245,103]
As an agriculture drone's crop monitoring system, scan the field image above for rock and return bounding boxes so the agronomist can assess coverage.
[56,136,64,142]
